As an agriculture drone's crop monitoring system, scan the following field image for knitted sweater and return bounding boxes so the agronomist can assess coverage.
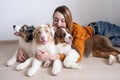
[60,22,93,62]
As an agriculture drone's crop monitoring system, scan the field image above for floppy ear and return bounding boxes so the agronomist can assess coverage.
[46,23,55,37]
[32,28,36,40]
[54,31,58,44]
[33,28,40,44]
[46,23,50,27]
[54,29,60,44]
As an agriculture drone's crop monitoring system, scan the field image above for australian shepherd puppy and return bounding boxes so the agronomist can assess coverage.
[25,24,56,76]
[84,35,120,65]
[6,24,35,66]
[52,27,81,75]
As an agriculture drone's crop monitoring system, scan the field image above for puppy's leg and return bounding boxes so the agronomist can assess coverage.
[93,50,117,58]
[52,59,62,76]
[27,58,42,77]
[63,50,81,69]
[43,60,52,68]
[93,50,117,65]
[108,55,117,65]
[117,54,120,63]
[6,49,18,66]
[16,57,32,70]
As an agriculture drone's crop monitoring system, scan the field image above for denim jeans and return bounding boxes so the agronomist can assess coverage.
[88,21,120,47]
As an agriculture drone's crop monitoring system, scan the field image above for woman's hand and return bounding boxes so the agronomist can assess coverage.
[17,48,28,62]
[35,50,60,61]
[35,50,50,61]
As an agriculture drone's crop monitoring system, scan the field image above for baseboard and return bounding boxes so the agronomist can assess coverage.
[0,40,18,45]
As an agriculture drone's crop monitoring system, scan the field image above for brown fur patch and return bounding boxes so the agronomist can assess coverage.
[84,35,120,58]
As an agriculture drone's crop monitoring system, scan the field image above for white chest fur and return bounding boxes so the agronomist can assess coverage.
[19,38,33,57]
[56,43,71,55]
[32,40,56,55]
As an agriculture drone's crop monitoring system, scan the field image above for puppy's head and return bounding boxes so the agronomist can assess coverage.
[54,27,73,44]
[13,24,35,42]
[33,24,54,45]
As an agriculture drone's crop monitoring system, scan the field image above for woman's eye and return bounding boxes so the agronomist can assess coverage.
[54,19,58,22]
[61,19,65,22]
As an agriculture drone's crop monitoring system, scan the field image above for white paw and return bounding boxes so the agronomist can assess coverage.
[108,55,116,65]
[16,63,25,70]
[74,65,81,69]
[6,58,16,66]
[117,54,120,63]
[27,68,36,77]
[63,61,81,69]
[52,68,60,76]
[66,63,81,69]
[43,60,52,68]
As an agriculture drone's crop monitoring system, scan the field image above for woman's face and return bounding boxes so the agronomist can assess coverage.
[53,11,66,28]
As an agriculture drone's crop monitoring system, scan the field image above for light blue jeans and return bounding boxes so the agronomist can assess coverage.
[88,21,120,47]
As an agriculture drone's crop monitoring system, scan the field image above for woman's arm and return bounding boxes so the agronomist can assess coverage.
[17,48,28,62]
[35,50,60,61]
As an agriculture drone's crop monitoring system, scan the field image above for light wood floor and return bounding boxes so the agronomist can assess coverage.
[0,40,120,80]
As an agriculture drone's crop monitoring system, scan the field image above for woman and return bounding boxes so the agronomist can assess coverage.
[18,5,120,62]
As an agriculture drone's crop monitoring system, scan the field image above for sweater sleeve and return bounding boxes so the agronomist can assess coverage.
[72,27,86,62]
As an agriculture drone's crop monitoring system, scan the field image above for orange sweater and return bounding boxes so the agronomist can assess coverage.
[60,22,93,62]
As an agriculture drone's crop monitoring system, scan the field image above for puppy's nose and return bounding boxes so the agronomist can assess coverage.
[13,25,16,29]
[41,36,45,40]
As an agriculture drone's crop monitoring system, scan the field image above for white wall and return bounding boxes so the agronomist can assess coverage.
[0,0,120,40]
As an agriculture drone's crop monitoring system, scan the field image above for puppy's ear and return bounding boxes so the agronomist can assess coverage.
[24,23,31,26]
[33,27,38,39]
[46,23,55,37]
[46,23,50,27]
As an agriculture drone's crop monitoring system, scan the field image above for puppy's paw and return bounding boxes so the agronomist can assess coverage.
[63,61,81,69]
[117,54,120,63]
[27,68,36,77]
[75,65,81,70]
[43,60,52,68]
[6,58,16,66]
[108,55,116,65]
[16,63,25,70]
[66,63,81,69]
[52,68,60,76]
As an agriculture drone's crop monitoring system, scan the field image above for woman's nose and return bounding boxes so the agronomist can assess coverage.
[57,21,62,27]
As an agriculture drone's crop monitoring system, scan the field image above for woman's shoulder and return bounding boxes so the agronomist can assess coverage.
[73,22,81,26]
[73,22,83,30]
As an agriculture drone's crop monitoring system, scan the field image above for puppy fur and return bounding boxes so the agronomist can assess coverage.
[84,35,120,65]
[53,27,81,75]
[6,24,35,66]
[26,24,57,76]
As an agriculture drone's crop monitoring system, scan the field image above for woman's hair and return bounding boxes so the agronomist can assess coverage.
[53,5,73,33]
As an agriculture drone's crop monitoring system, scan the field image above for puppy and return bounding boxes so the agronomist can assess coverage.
[6,24,35,66]
[52,27,81,75]
[84,35,120,65]
[25,24,56,76]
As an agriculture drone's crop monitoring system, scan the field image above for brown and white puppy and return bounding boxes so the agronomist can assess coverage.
[84,35,120,65]
[26,24,56,76]
[52,27,81,75]
[6,24,35,66]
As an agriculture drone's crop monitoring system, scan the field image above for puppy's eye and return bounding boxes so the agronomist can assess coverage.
[20,28,24,32]
[38,31,41,34]
[45,30,49,33]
